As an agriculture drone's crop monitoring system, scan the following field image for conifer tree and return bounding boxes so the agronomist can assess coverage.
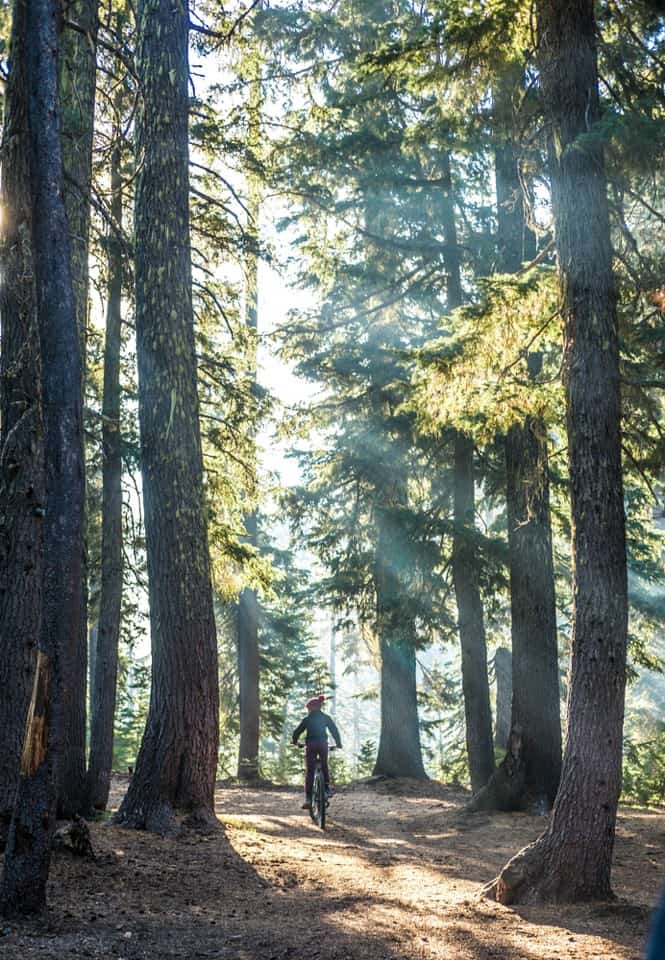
[485,0,628,902]
[57,2,99,818]
[468,65,562,812]
[0,0,44,836]
[114,0,219,833]
[440,150,495,794]
[1,0,85,914]
[88,53,126,810]
[237,44,263,782]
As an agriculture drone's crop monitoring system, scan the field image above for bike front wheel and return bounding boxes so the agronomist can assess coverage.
[311,766,326,829]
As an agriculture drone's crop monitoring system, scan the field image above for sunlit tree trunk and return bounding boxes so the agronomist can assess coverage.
[0,0,44,839]
[114,0,219,834]
[485,0,628,903]
[57,0,99,818]
[1,0,84,914]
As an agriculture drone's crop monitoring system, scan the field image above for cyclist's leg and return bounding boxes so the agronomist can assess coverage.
[304,742,316,802]
[319,742,331,790]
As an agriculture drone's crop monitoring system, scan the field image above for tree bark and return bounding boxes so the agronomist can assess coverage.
[451,432,495,793]
[372,488,427,780]
[87,124,124,811]
[57,0,99,818]
[505,416,561,807]
[493,647,512,751]
[237,58,261,782]
[0,0,44,839]
[1,0,84,915]
[484,0,628,903]
[114,0,219,835]
[469,75,562,813]
[438,151,495,793]
[237,523,260,781]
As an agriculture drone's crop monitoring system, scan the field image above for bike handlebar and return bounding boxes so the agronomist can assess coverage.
[293,742,339,750]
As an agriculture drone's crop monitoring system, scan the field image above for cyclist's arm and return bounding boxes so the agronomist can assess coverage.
[292,717,307,744]
[326,715,342,748]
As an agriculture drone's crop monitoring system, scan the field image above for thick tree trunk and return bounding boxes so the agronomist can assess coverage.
[0,0,84,915]
[237,63,261,782]
[114,0,219,835]
[0,0,44,838]
[484,0,628,903]
[87,131,124,811]
[372,491,427,780]
[439,151,494,793]
[57,0,98,818]
[470,79,562,813]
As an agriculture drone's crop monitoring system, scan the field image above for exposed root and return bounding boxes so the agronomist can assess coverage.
[466,728,526,814]
[481,838,546,905]
[113,800,180,837]
[482,834,619,906]
[181,806,221,834]
[114,800,221,838]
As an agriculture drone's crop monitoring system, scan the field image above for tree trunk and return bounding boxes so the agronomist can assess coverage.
[439,151,495,793]
[493,647,512,751]
[505,416,561,807]
[0,0,84,915]
[0,0,44,839]
[114,0,219,835]
[451,432,495,793]
[469,416,562,813]
[237,60,261,782]
[493,67,535,273]
[484,0,628,903]
[372,490,427,780]
[87,126,123,812]
[57,0,98,818]
[469,75,562,813]
[237,517,260,782]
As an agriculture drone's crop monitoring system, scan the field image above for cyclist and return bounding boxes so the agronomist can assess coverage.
[292,694,342,809]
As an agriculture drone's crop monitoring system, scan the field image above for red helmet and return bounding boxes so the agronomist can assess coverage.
[306,695,325,711]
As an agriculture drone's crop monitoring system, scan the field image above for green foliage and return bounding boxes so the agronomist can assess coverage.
[415,268,562,442]
[81,0,665,796]
[113,657,150,771]
[355,739,377,778]
[622,730,665,806]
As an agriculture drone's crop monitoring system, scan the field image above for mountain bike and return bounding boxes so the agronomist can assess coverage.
[296,743,336,830]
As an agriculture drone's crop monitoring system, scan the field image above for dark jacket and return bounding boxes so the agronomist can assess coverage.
[292,710,342,747]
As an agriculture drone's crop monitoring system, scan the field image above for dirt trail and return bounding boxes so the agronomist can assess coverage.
[0,778,662,959]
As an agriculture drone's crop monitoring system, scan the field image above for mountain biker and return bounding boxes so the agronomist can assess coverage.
[292,694,342,809]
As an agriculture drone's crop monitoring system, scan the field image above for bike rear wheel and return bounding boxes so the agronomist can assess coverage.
[311,765,326,829]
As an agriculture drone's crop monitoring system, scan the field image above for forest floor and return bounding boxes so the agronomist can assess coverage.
[0,776,663,960]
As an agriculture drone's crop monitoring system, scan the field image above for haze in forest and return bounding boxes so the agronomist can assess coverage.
[0,2,664,959]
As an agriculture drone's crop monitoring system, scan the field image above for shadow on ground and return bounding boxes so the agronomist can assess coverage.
[0,778,660,960]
